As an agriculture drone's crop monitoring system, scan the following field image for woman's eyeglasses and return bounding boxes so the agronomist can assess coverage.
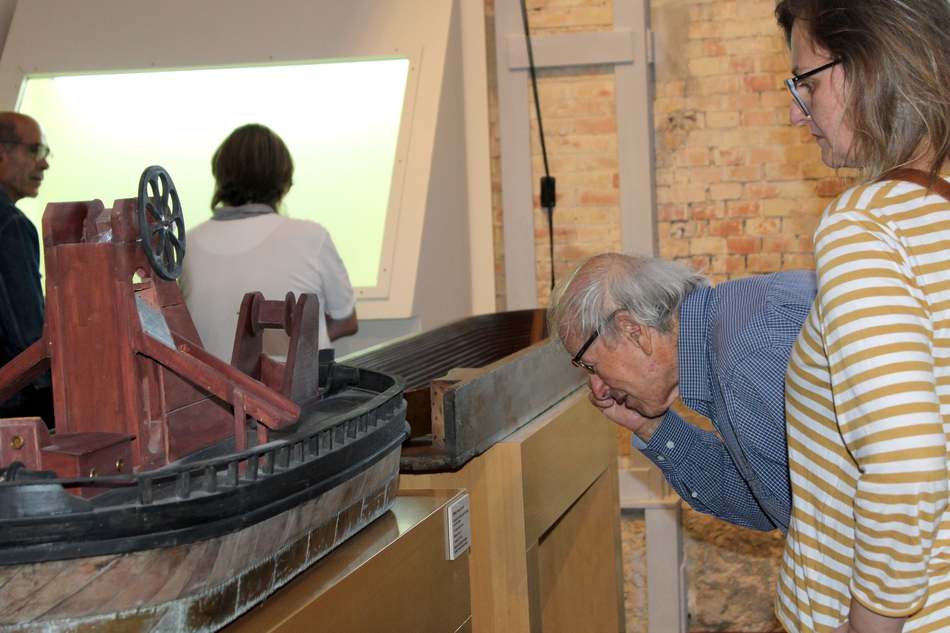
[785,59,840,118]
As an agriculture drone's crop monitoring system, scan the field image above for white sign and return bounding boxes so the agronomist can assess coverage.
[445,493,471,561]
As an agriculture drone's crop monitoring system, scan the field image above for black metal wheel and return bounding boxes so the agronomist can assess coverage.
[137,166,186,280]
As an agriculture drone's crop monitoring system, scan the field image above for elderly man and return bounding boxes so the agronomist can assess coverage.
[550,253,815,532]
[0,112,52,424]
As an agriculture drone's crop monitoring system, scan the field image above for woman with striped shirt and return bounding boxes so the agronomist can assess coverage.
[774,1,950,632]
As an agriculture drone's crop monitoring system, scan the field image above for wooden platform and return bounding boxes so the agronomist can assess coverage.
[224,489,472,633]
[400,389,626,633]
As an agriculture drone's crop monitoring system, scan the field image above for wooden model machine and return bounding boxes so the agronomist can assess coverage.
[0,168,408,633]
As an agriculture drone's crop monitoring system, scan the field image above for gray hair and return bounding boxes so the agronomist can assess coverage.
[549,253,709,346]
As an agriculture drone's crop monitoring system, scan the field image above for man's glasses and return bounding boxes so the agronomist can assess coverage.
[0,141,51,161]
[785,59,839,119]
[570,309,623,375]
[571,329,600,374]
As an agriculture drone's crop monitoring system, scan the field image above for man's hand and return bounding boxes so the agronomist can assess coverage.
[588,390,665,441]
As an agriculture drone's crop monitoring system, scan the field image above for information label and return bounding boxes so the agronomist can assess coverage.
[445,493,471,561]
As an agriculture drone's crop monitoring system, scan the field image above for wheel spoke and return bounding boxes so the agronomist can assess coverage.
[146,201,163,223]
[161,233,174,266]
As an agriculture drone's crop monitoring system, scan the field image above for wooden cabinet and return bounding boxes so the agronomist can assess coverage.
[401,390,626,633]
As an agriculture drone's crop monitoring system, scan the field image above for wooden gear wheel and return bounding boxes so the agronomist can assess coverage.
[137,165,186,280]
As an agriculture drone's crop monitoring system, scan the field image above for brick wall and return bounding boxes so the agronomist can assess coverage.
[485,0,853,460]
[488,0,854,301]
[652,0,853,284]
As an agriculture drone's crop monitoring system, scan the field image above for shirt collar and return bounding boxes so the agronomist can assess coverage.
[677,285,714,405]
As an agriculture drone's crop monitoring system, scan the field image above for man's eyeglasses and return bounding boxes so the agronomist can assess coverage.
[0,141,51,161]
[570,309,623,375]
[785,59,839,119]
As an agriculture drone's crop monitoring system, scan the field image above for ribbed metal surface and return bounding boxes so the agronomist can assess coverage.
[343,309,547,391]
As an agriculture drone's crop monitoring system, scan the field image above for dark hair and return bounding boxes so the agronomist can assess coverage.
[776,0,950,181]
[211,123,294,209]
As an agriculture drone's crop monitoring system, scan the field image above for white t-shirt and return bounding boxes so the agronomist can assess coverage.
[179,207,356,361]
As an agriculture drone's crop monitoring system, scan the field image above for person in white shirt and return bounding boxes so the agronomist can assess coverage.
[180,123,357,361]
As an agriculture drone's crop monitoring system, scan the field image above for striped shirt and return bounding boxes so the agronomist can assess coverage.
[777,177,950,632]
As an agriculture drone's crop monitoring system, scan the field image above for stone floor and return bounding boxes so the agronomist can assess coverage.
[621,505,785,633]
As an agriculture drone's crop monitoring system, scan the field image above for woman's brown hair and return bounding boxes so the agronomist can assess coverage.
[211,123,294,209]
[776,0,950,181]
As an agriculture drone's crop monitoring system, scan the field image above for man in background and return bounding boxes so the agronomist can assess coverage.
[0,111,53,425]
[549,253,814,532]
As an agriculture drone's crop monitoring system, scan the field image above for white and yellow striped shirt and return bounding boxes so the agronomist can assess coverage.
[777,176,950,632]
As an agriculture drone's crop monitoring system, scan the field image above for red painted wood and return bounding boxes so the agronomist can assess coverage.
[0,194,310,494]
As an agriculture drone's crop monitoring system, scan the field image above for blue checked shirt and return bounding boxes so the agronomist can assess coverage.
[631,271,815,532]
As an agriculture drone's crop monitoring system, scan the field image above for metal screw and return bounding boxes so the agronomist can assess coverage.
[115,458,124,472]
[9,435,23,450]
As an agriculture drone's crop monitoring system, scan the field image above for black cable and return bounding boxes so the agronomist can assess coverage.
[519,0,557,290]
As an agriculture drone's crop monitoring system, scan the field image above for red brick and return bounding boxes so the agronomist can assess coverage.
[721,93,762,111]
[691,237,727,255]
[677,148,711,168]
[744,73,781,92]
[658,236,691,259]
[727,200,762,217]
[741,110,776,127]
[575,116,617,134]
[658,203,689,222]
[704,39,727,56]
[747,253,782,272]
[749,146,784,164]
[726,165,763,182]
[745,217,782,235]
[784,214,821,236]
[668,222,696,239]
[713,148,748,166]
[690,201,726,220]
[745,183,780,199]
[729,57,756,74]
[725,254,748,274]
[709,219,744,237]
[762,236,797,253]
[687,256,712,273]
[770,165,809,184]
[707,111,740,128]
[783,253,815,269]
[727,236,762,254]
[815,177,851,198]
[709,183,743,200]
[761,198,798,216]
[579,190,619,205]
